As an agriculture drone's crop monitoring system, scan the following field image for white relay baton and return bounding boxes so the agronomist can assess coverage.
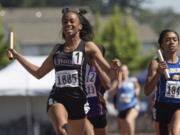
[8,31,14,60]
[157,49,170,79]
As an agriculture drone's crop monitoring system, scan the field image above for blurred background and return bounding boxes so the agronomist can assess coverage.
[0,0,180,135]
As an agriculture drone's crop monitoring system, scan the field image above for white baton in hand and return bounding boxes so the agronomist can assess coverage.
[8,31,14,60]
[157,49,170,79]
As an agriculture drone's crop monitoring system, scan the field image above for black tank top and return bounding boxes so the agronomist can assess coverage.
[53,41,87,97]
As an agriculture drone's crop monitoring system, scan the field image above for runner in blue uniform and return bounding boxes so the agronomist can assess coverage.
[110,64,140,135]
[144,29,180,135]
[7,8,120,135]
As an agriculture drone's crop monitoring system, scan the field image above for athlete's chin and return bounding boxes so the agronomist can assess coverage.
[168,49,177,54]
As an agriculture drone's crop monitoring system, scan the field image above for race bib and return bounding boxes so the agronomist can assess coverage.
[87,72,96,83]
[165,81,180,99]
[55,70,78,88]
[86,82,97,98]
[72,51,83,65]
[119,93,131,103]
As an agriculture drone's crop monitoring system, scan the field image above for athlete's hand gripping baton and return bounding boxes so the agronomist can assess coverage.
[157,49,170,79]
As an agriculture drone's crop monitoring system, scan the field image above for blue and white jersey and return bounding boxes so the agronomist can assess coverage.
[155,56,180,104]
[115,78,138,111]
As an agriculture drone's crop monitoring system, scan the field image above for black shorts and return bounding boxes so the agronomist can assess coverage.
[118,106,135,119]
[47,87,87,120]
[87,114,107,128]
[153,102,180,124]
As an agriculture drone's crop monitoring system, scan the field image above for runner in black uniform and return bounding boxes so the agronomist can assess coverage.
[48,41,88,119]
[7,8,120,135]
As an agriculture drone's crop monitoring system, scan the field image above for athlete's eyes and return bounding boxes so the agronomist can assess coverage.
[165,37,178,43]
[62,20,74,25]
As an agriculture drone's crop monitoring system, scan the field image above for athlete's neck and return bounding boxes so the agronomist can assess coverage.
[165,53,178,63]
[64,37,81,52]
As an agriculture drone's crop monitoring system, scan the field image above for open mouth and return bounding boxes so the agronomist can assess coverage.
[64,28,73,34]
